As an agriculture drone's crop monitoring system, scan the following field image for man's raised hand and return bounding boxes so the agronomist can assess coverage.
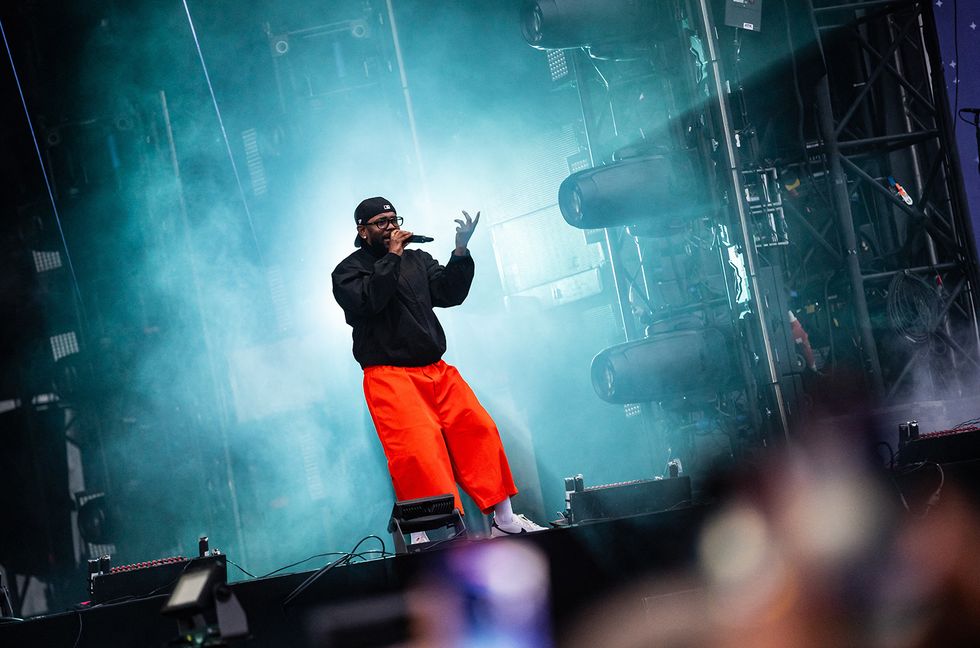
[455,210,481,254]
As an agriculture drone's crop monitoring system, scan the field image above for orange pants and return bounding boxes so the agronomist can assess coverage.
[363,360,518,514]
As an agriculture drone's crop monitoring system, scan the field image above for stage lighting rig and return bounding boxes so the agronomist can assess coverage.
[591,327,737,404]
[520,0,675,50]
[388,494,465,554]
[161,556,248,645]
[557,152,713,230]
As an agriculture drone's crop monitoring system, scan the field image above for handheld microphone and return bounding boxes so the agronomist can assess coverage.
[409,234,434,243]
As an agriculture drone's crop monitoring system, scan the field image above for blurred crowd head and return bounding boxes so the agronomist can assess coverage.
[567,413,980,648]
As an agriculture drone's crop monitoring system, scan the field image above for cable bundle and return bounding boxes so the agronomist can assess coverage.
[887,273,942,343]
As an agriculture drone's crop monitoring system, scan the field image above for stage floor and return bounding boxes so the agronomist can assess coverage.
[0,505,710,647]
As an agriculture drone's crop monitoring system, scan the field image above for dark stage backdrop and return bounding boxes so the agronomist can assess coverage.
[935,1,980,253]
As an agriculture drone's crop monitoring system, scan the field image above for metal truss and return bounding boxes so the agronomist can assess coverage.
[560,0,795,443]
[810,0,980,401]
[538,0,979,445]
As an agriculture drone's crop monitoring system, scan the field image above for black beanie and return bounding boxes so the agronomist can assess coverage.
[354,197,396,225]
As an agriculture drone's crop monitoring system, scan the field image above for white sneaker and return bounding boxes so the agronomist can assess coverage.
[490,513,547,538]
[410,531,430,545]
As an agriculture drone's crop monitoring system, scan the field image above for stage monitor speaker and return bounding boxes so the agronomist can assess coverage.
[0,405,74,577]
[569,476,692,524]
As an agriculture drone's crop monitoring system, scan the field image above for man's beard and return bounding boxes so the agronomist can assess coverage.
[364,237,389,256]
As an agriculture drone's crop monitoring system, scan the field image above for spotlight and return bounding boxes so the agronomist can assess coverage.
[162,558,248,643]
[520,0,673,50]
[591,328,736,404]
[388,494,465,554]
[558,153,711,230]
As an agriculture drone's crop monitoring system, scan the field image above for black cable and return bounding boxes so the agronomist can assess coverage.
[783,0,807,159]
[958,108,980,176]
[282,557,351,609]
[419,528,467,552]
[144,560,195,598]
[83,595,136,609]
[348,550,390,562]
[952,416,980,430]
[943,4,979,169]
[624,261,656,315]
[730,28,758,164]
[925,461,945,514]
[612,232,657,318]
[955,108,979,127]
[886,272,941,343]
[823,272,836,367]
[72,611,83,648]
[348,535,387,562]
[892,460,945,516]
[953,0,960,131]
[260,549,391,579]
[282,535,388,609]
[226,559,255,579]
[260,552,351,579]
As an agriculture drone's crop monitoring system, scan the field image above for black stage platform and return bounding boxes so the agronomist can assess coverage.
[0,505,710,647]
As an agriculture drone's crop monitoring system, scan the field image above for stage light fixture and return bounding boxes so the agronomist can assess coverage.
[591,328,736,404]
[520,0,674,50]
[558,153,712,230]
[162,558,248,643]
[388,494,466,554]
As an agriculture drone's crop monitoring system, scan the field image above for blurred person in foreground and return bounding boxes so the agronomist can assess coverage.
[332,197,545,538]
[564,410,980,648]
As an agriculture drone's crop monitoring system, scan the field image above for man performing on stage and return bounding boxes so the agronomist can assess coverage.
[332,196,546,538]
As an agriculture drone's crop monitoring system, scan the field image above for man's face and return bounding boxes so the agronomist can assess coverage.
[358,211,401,250]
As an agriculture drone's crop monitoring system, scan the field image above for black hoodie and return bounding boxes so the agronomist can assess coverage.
[331,246,474,368]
